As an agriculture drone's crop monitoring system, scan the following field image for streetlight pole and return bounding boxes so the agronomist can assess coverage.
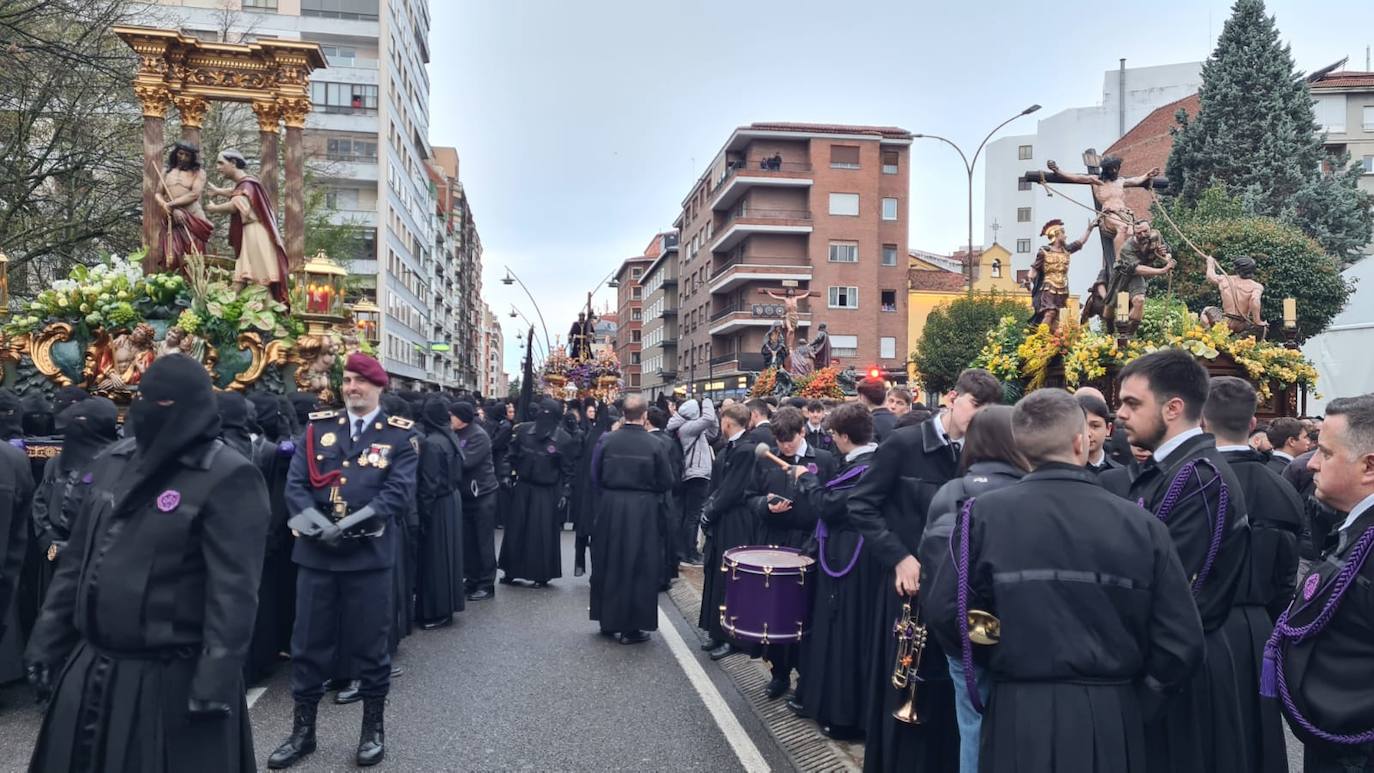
[915,104,1040,289]
[507,306,547,359]
[500,267,551,353]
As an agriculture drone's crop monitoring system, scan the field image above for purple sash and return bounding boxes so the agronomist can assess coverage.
[1150,459,1229,593]
[813,464,869,578]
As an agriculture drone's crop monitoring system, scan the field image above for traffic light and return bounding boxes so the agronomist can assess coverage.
[865,366,908,386]
[867,367,882,380]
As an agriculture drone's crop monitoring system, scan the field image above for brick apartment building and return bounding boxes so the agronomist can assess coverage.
[640,231,681,398]
[613,253,653,391]
[671,123,913,396]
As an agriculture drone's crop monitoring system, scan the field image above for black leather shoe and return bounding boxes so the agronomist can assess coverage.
[267,701,318,769]
[532,581,549,588]
[708,643,734,661]
[700,638,722,652]
[786,698,805,717]
[466,589,493,601]
[765,676,789,700]
[619,630,651,645]
[573,564,585,577]
[356,697,386,767]
[390,665,405,678]
[419,617,452,630]
[333,679,362,704]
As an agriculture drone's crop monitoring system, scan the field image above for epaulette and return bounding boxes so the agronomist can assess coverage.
[388,415,415,430]
[309,409,339,421]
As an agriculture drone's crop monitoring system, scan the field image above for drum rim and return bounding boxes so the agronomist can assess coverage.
[723,545,816,572]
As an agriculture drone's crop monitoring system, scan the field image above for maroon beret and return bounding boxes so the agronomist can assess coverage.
[344,352,389,388]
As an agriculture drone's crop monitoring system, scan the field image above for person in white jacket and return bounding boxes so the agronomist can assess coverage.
[666,398,718,565]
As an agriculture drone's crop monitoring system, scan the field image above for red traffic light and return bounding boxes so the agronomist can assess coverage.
[867,367,882,379]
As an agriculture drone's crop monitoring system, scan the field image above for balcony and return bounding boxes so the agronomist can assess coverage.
[709,254,812,294]
[710,161,814,211]
[710,208,813,254]
[708,352,766,373]
[708,303,812,336]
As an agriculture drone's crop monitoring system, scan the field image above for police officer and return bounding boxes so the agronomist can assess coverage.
[268,353,419,769]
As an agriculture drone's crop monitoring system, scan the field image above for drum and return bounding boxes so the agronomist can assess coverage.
[719,546,815,645]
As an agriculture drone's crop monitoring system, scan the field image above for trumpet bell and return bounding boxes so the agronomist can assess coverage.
[892,695,922,725]
[967,609,1001,646]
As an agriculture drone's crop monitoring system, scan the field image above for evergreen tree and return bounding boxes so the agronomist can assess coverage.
[1167,0,1371,262]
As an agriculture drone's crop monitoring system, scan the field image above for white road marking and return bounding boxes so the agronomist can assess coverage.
[657,605,771,773]
[246,686,267,709]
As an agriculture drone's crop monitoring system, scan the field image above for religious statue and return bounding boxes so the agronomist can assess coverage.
[152,142,214,273]
[787,337,815,377]
[810,322,832,369]
[294,334,339,399]
[1044,156,1160,263]
[1026,218,1096,330]
[760,287,815,350]
[205,149,291,306]
[567,311,597,359]
[158,326,198,358]
[94,323,157,395]
[1082,219,1175,332]
[1201,254,1268,338]
[760,323,788,370]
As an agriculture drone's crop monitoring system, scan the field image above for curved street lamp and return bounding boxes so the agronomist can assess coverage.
[914,103,1041,288]
[501,267,551,353]
[508,305,548,358]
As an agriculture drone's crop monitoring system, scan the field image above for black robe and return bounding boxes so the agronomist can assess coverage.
[487,417,513,529]
[1119,432,1260,773]
[415,427,466,621]
[26,438,269,773]
[31,457,88,628]
[698,436,761,641]
[572,418,610,540]
[790,448,875,731]
[848,418,960,772]
[650,429,684,586]
[245,437,296,684]
[1220,448,1302,773]
[589,425,673,633]
[499,424,574,583]
[924,465,1204,773]
[747,442,838,549]
[0,441,33,685]
[1274,509,1374,773]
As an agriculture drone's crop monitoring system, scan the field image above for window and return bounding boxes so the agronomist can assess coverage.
[1365,106,1374,130]
[880,336,897,359]
[631,329,641,343]
[630,373,641,387]
[326,137,378,162]
[829,193,860,216]
[1017,207,1032,222]
[631,286,642,300]
[1016,238,1032,254]
[1017,144,1033,160]
[243,0,278,10]
[1018,179,1032,192]
[1364,156,1374,174]
[830,335,859,359]
[324,188,360,210]
[828,286,859,309]
[1314,95,1346,133]
[302,0,380,21]
[882,151,899,175]
[310,82,379,114]
[632,308,642,321]
[830,145,861,169]
[882,244,898,266]
[828,241,859,263]
[991,259,1002,278]
[631,352,641,364]
[880,290,897,312]
[881,198,899,221]
[631,267,643,279]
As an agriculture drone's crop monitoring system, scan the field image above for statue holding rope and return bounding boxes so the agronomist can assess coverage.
[1082,218,1175,332]
[1200,254,1268,338]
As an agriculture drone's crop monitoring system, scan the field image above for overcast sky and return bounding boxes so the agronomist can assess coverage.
[427,0,1371,376]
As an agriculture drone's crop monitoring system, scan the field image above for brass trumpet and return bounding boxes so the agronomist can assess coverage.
[890,597,927,725]
[967,609,1002,646]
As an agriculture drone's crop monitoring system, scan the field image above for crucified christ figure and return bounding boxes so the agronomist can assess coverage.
[1044,155,1159,264]
[760,287,815,350]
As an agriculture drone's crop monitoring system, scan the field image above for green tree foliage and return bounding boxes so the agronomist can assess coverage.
[1166,0,1372,262]
[1151,185,1352,340]
[913,291,1028,394]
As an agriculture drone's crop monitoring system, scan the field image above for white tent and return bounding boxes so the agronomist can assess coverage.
[1302,257,1374,413]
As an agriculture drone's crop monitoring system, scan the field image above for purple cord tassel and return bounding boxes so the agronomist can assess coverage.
[957,497,984,715]
[1259,638,1279,699]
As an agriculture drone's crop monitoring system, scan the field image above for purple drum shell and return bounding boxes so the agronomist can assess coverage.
[719,546,815,644]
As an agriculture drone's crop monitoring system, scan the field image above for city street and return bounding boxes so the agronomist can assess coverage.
[0,532,789,772]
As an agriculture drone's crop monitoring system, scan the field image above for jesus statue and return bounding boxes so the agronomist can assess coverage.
[204,149,291,305]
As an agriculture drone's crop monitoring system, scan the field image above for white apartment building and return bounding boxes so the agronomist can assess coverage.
[143,0,451,388]
[982,61,1202,297]
[480,303,507,399]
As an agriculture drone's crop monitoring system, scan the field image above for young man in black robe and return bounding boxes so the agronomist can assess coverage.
[698,402,760,660]
[848,368,1002,773]
[646,406,683,590]
[786,403,877,736]
[25,354,270,773]
[922,388,1203,773]
[745,406,837,700]
[1203,376,1302,772]
[499,398,574,586]
[415,397,465,628]
[1113,348,1263,773]
[589,395,674,644]
[1078,391,1124,474]
[452,401,498,601]
[745,398,775,447]
[1266,394,1374,772]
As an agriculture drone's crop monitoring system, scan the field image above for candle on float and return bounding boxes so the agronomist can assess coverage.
[1283,297,1297,329]
[1116,292,1130,323]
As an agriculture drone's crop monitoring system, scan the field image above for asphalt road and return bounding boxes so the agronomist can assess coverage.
[0,530,790,772]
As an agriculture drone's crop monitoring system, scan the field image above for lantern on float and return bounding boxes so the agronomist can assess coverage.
[294,250,348,334]
[350,296,381,347]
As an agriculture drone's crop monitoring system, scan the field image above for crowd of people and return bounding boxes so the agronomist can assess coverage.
[0,346,1371,773]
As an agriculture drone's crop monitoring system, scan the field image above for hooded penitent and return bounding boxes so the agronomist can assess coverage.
[55,397,119,476]
[289,392,319,429]
[121,353,221,511]
[420,396,453,436]
[216,392,255,459]
[249,392,287,443]
[53,386,91,415]
[0,389,22,440]
[533,398,561,438]
[21,392,55,436]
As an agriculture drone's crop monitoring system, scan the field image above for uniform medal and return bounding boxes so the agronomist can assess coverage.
[320,432,337,448]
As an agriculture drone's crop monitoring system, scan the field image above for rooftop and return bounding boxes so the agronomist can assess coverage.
[1309,70,1374,90]
[744,121,913,140]
[908,269,968,293]
[1104,92,1201,215]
